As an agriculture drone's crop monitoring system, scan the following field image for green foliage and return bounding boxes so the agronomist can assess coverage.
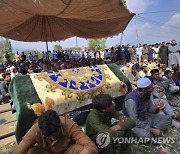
[54,44,62,51]
[0,37,12,62]
[87,38,106,51]
[64,47,81,50]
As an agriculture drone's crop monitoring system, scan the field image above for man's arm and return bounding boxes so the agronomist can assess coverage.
[0,82,9,96]
[125,99,151,131]
[67,119,98,154]
[86,112,126,139]
[13,125,37,154]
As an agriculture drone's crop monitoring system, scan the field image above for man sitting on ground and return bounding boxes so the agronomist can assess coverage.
[86,94,136,154]
[13,110,98,154]
[150,69,169,97]
[123,77,172,139]
[163,70,180,96]
[127,65,140,90]
[0,72,11,104]
[172,66,180,87]
[139,66,151,78]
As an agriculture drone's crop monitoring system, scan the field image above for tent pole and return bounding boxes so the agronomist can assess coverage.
[135,14,140,62]
[46,41,49,52]
[76,37,78,48]
[120,32,123,46]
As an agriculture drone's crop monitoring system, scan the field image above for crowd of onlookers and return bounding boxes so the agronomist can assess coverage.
[0,40,180,105]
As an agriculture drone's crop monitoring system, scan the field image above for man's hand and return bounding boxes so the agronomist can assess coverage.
[119,115,127,123]
[79,148,92,154]
[5,93,10,97]
[110,125,121,131]
[153,85,164,91]
[150,128,162,136]
[154,100,163,111]
[159,92,164,97]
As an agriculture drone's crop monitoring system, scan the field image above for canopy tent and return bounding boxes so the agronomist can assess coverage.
[0,0,134,42]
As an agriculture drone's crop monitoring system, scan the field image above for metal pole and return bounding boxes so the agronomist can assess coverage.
[135,14,140,62]
[76,37,78,48]
[46,41,48,52]
[120,32,123,46]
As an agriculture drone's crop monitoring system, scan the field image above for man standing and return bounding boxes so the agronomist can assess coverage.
[168,40,180,68]
[142,44,148,61]
[136,44,143,62]
[159,42,168,65]
[4,51,10,63]
[14,110,98,154]
[123,77,172,138]
[28,52,33,61]
[21,52,26,62]
[152,43,160,60]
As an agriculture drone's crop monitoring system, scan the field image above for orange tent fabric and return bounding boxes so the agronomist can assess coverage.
[0,0,134,42]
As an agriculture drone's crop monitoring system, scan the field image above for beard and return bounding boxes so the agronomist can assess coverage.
[132,71,137,76]
[143,93,151,100]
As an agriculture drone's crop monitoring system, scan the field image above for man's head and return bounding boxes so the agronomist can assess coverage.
[38,110,61,140]
[164,70,172,79]
[131,65,137,74]
[92,94,115,114]
[151,69,160,80]
[2,72,11,83]
[10,66,17,73]
[173,66,180,74]
[161,42,166,46]
[130,58,135,64]
[171,40,176,46]
[155,43,159,48]
[142,66,148,73]
[125,61,130,67]
[137,77,153,99]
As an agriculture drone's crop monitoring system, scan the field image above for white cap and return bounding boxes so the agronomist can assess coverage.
[6,68,10,72]
[137,77,151,88]
[10,66,16,72]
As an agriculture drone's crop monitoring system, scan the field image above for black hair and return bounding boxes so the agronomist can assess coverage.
[38,110,60,136]
[150,69,159,75]
[2,72,10,79]
[173,66,179,73]
[142,66,147,70]
[131,65,137,70]
[164,70,171,76]
[92,94,113,111]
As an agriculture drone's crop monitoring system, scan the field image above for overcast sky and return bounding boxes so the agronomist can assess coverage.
[10,0,180,52]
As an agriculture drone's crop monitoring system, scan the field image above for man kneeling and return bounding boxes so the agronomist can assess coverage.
[13,110,98,154]
[86,94,136,154]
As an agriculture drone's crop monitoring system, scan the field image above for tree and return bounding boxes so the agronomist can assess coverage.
[0,37,13,62]
[64,47,81,50]
[88,38,106,51]
[54,44,62,51]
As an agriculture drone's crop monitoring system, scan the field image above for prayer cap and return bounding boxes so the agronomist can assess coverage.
[137,77,151,88]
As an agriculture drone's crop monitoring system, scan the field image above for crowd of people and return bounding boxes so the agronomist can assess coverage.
[0,40,180,154]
